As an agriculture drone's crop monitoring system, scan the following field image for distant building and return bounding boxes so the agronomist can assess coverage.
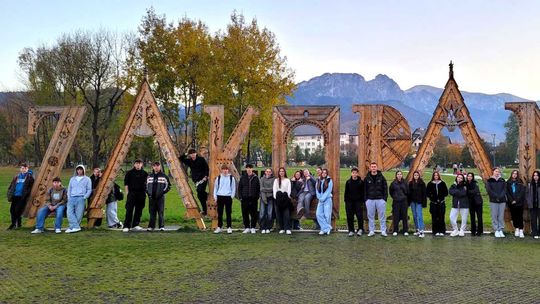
[292,132,358,155]
[412,128,426,151]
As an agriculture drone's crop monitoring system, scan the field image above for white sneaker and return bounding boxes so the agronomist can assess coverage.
[261,229,266,234]
[515,229,520,237]
[227,227,232,234]
[326,231,331,235]
[450,230,459,237]
[319,231,325,235]
[147,228,154,232]
[55,229,61,234]
[348,232,354,237]
[159,227,165,231]
[122,228,129,233]
[368,231,375,237]
[242,228,250,234]
[381,232,387,237]
[534,236,539,239]
[31,229,43,234]
[65,228,73,233]
[392,232,398,236]
[214,227,222,234]
[458,230,465,237]
[357,229,363,236]
[404,232,409,236]
[519,229,524,238]
[419,232,425,238]
[132,226,143,231]
[251,228,256,234]
[413,230,419,236]
[500,231,505,238]
[279,230,285,234]
[286,230,292,235]
[494,230,500,238]
[71,228,81,233]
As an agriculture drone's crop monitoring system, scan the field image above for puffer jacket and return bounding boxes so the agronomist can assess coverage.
[486,177,507,203]
[364,171,388,201]
[449,182,469,209]
[238,173,261,200]
[389,179,408,204]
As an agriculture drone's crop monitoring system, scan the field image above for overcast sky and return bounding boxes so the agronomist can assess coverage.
[1,0,539,100]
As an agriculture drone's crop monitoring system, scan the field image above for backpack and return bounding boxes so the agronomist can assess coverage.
[113,183,124,201]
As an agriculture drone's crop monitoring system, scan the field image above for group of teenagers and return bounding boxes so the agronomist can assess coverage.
[6,148,540,239]
[7,160,173,234]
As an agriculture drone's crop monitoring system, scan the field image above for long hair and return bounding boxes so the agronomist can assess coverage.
[532,170,540,185]
[278,167,287,187]
[431,171,441,182]
[394,170,403,182]
[466,172,475,184]
[455,173,465,185]
[317,169,330,192]
[412,170,423,183]
[510,170,522,183]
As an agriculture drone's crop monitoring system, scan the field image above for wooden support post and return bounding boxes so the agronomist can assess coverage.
[24,106,87,226]
[204,105,259,229]
[88,79,205,229]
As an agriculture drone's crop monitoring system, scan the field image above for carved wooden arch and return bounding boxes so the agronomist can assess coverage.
[407,62,492,181]
[88,78,206,229]
[353,105,411,177]
[24,106,87,225]
[204,105,259,229]
[504,102,540,233]
[272,105,340,225]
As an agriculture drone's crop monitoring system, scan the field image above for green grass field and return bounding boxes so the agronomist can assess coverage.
[1,166,539,303]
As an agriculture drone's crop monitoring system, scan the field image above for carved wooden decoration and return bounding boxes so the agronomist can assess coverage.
[272,106,340,226]
[353,105,411,177]
[204,105,259,228]
[24,106,87,225]
[88,78,205,229]
[505,101,540,232]
[407,62,492,181]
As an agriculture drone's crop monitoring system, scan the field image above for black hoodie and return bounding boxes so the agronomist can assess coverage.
[486,177,507,203]
[344,177,364,203]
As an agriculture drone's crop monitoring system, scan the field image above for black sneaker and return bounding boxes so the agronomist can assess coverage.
[7,224,15,230]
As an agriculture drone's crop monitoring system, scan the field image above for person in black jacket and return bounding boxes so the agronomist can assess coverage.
[123,159,148,232]
[486,167,507,238]
[389,171,409,236]
[146,162,171,231]
[344,167,364,236]
[364,162,388,237]
[526,171,540,239]
[408,171,427,238]
[426,171,448,236]
[449,174,469,237]
[88,167,103,227]
[466,172,483,236]
[238,164,261,234]
[181,148,210,216]
[7,163,34,230]
[507,170,526,238]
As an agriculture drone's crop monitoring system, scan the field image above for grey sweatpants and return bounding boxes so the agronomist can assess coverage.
[490,202,506,232]
[366,199,386,233]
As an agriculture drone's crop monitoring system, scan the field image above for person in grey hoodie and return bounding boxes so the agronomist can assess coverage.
[486,167,507,238]
[65,165,92,233]
[259,168,275,234]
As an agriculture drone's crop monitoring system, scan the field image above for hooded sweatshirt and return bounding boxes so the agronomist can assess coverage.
[260,174,275,204]
[68,165,92,200]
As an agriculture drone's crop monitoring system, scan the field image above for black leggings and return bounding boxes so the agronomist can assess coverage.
[469,203,483,235]
[509,204,524,229]
[430,202,446,234]
[392,200,408,233]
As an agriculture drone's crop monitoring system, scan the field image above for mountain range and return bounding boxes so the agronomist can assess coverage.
[286,73,533,142]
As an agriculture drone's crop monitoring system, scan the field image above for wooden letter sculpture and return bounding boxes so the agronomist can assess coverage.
[272,106,340,227]
[204,105,259,229]
[88,78,205,229]
[24,106,87,225]
[353,105,411,177]
[505,101,540,232]
[407,62,492,181]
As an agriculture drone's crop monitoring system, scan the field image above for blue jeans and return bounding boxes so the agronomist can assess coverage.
[316,198,333,233]
[410,202,425,231]
[259,198,274,230]
[67,196,86,229]
[36,204,66,230]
